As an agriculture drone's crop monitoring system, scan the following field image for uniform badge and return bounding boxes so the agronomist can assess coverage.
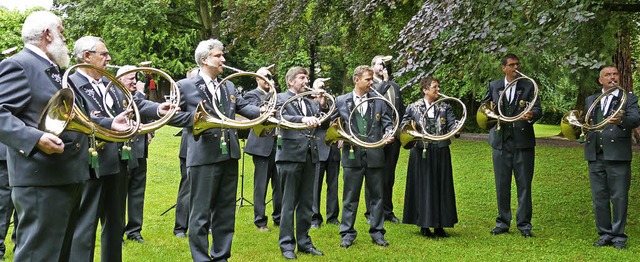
[519,100,526,108]
[375,113,381,120]
[90,110,101,117]
[122,100,128,108]
[230,95,236,103]
[440,117,446,125]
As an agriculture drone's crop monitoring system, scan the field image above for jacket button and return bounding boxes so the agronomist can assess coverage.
[19,150,25,155]
[76,143,80,148]
[214,134,218,138]
[610,128,613,131]
[611,140,615,143]
[521,128,525,131]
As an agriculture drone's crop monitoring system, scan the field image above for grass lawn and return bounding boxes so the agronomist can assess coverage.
[534,123,562,138]
[4,125,639,261]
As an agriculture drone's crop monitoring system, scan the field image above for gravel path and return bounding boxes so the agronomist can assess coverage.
[459,133,640,151]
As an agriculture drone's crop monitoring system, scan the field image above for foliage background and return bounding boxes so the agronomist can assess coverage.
[1,1,640,128]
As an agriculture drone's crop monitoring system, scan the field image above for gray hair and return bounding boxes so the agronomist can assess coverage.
[73,36,105,63]
[21,11,60,45]
[194,39,224,67]
[285,66,308,87]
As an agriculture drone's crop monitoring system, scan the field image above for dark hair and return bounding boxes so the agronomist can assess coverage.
[419,76,440,91]
[598,65,617,77]
[500,53,519,66]
[285,66,308,86]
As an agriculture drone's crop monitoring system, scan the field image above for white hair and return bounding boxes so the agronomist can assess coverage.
[73,36,105,63]
[194,39,224,67]
[117,65,137,77]
[21,11,60,45]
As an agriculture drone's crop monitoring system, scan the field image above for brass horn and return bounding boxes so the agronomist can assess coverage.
[560,82,627,140]
[39,63,141,142]
[192,65,277,136]
[476,70,539,130]
[325,88,400,149]
[103,67,181,135]
[252,85,336,137]
[399,93,467,147]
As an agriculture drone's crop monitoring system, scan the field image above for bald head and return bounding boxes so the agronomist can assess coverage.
[255,67,273,91]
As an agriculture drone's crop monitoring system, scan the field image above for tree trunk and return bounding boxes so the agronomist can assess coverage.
[613,18,639,143]
[195,0,222,39]
[309,41,317,85]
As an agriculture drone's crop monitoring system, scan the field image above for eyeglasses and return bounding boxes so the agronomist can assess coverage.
[506,62,521,68]
[88,50,110,57]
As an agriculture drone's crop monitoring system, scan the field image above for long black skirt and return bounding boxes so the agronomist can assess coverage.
[402,145,458,228]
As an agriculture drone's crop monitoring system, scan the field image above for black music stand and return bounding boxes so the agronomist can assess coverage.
[237,140,253,210]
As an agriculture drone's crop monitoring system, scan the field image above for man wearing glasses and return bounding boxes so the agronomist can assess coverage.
[243,67,282,232]
[482,53,541,238]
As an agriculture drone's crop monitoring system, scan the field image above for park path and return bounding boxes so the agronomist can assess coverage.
[459,133,640,151]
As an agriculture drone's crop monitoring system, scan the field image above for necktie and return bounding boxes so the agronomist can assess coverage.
[355,95,367,116]
[601,95,612,116]
[93,80,113,108]
[298,98,307,116]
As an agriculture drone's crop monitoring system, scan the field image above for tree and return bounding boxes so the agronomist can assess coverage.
[0,8,31,56]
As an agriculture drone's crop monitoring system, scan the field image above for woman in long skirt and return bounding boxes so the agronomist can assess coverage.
[401,76,458,237]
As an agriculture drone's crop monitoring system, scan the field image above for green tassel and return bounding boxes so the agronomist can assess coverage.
[221,141,228,155]
[277,135,282,148]
[348,148,355,160]
[220,131,228,155]
[422,148,426,159]
[121,145,131,160]
[88,149,99,169]
[578,134,584,144]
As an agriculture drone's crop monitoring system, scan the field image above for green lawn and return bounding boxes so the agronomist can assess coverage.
[4,126,640,261]
[534,123,562,138]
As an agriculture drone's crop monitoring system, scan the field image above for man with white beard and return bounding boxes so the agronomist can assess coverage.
[0,11,130,261]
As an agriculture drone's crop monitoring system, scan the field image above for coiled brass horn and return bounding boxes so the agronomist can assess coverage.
[192,65,277,136]
[476,70,539,130]
[102,67,181,135]
[399,93,467,147]
[252,85,336,137]
[39,63,141,142]
[560,82,627,140]
[325,89,400,149]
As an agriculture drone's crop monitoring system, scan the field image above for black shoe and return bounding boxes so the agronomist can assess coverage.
[593,239,612,247]
[127,235,145,243]
[340,239,353,248]
[385,215,401,223]
[299,247,324,256]
[175,232,186,238]
[434,228,449,238]
[420,227,433,237]
[274,221,280,227]
[520,230,532,238]
[310,223,320,229]
[373,238,389,247]
[282,251,297,259]
[613,242,627,250]
[490,227,509,235]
